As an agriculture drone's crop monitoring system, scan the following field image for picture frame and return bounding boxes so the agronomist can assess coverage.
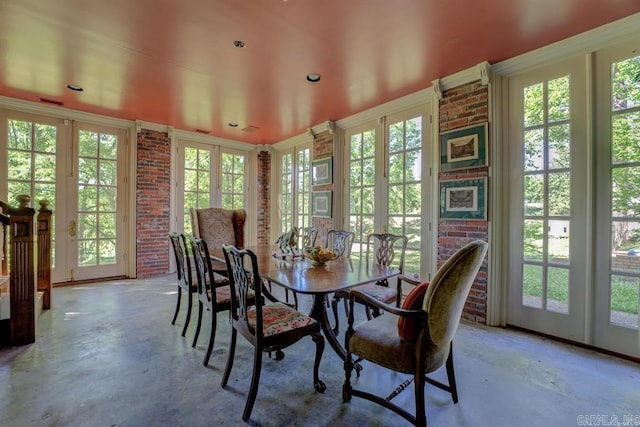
[312,191,332,218]
[440,123,488,171]
[439,177,487,220]
[312,157,333,186]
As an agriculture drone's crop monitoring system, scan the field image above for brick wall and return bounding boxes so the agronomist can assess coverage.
[257,150,271,245]
[438,80,490,323]
[136,129,171,278]
[311,130,334,244]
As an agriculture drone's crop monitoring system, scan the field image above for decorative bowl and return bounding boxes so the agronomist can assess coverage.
[304,246,338,266]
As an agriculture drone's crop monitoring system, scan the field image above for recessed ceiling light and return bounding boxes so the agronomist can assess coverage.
[66,84,83,92]
[228,122,239,127]
[233,40,245,48]
[306,73,321,83]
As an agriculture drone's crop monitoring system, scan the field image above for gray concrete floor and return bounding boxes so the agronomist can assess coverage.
[1,275,639,427]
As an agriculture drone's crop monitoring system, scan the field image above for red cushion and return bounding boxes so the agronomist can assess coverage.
[397,282,430,342]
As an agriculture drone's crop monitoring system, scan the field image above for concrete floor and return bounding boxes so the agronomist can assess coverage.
[1,275,639,427]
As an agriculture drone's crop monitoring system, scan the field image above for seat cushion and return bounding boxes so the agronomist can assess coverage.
[248,302,318,337]
[397,281,430,342]
[355,283,397,303]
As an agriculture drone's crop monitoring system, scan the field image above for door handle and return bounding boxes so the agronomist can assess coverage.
[69,220,76,237]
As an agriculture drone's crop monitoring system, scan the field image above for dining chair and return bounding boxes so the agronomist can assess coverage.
[331,232,407,334]
[325,229,355,258]
[168,232,196,337]
[186,235,255,367]
[298,226,319,249]
[221,244,326,422]
[343,240,488,427]
[190,207,246,276]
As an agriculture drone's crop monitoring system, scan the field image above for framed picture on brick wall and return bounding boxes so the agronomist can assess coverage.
[312,191,332,218]
[312,157,332,186]
[440,123,488,171]
[439,177,487,220]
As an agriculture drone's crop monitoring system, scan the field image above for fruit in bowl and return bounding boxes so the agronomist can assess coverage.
[304,246,338,266]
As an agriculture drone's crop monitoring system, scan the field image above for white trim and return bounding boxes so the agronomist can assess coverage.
[135,120,255,151]
[0,95,133,129]
[493,12,640,77]
[273,127,315,151]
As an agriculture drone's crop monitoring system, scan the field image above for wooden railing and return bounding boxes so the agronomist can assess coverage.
[0,195,52,346]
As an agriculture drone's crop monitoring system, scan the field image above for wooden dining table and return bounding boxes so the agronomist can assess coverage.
[214,244,400,361]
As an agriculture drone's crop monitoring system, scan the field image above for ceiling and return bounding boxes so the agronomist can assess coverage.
[1,1,639,145]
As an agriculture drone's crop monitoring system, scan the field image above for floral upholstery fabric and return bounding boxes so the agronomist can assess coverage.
[191,207,246,249]
[356,283,397,303]
[247,302,318,337]
[208,284,253,305]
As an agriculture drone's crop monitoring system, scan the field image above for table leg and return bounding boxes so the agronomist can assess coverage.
[309,293,346,361]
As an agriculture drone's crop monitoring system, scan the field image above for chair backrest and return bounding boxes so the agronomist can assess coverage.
[298,227,318,249]
[190,207,246,250]
[169,232,187,283]
[422,240,488,349]
[186,235,214,302]
[326,229,355,258]
[222,245,263,339]
[365,233,408,273]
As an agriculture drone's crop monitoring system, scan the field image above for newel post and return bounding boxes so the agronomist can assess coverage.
[37,200,52,310]
[9,195,37,345]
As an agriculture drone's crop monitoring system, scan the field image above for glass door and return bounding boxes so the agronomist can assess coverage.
[507,57,589,342]
[594,40,640,357]
[2,113,128,282]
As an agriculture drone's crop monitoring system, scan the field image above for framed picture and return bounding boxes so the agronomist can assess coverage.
[440,123,488,171]
[312,157,333,186]
[312,191,332,217]
[439,178,487,220]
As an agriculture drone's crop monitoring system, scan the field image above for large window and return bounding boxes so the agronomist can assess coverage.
[277,145,311,235]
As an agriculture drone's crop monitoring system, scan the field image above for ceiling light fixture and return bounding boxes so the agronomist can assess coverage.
[228,122,239,127]
[306,73,321,83]
[66,84,83,92]
[233,40,245,48]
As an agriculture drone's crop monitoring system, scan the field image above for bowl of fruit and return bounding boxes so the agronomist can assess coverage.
[304,246,338,266]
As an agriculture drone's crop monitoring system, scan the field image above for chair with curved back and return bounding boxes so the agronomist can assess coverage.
[221,244,326,422]
[331,232,407,334]
[190,207,246,276]
[342,240,488,426]
[186,235,255,367]
[169,232,196,337]
[326,229,355,258]
[298,226,319,249]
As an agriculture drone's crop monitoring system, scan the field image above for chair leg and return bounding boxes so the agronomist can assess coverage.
[311,332,326,393]
[171,287,181,325]
[342,352,353,402]
[242,347,263,421]
[414,371,427,427]
[203,308,217,367]
[445,344,459,403]
[191,300,203,347]
[181,290,193,337]
[221,328,237,388]
[330,296,341,335]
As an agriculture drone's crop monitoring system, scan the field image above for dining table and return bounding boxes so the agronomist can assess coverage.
[213,244,400,362]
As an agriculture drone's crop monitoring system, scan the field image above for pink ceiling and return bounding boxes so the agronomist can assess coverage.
[1,1,639,144]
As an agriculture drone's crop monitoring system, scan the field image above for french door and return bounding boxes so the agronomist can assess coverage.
[1,111,128,282]
[175,139,248,234]
[345,104,432,279]
[593,39,640,357]
[508,40,640,358]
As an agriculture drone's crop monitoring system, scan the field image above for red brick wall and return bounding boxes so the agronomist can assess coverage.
[438,80,490,323]
[136,129,171,278]
[257,150,271,245]
[311,131,334,244]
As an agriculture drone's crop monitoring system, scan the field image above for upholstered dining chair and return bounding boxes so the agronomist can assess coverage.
[168,232,196,337]
[186,235,255,367]
[342,240,488,427]
[190,207,246,276]
[331,232,407,334]
[221,245,326,422]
